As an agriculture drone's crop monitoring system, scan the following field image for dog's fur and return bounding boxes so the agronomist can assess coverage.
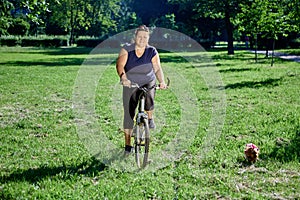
[244,143,259,163]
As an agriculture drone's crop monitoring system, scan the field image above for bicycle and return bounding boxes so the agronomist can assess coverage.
[127,78,170,169]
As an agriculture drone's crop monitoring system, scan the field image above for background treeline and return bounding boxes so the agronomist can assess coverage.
[0,0,299,53]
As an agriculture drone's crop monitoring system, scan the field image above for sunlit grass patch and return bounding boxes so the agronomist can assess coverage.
[0,47,299,199]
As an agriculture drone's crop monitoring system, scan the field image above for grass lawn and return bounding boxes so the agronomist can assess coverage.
[0,46,299,199]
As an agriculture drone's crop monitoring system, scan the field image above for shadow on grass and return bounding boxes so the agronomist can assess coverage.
[1,157,107,184]
[5,47,94,55]
[224,77,282,89]
[160,55,188,63]
[0,58,85,67]
[42,47,119,55]
[45,47,93,55]
[219,68,260,73]
[269,126,300,162]
[211,51,257,61]
[0,56,113,67]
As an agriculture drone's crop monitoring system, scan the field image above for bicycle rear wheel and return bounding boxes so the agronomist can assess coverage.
[134,118,150,169]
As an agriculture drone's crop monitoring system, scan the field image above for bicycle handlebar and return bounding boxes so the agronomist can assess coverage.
[124,77,170,90]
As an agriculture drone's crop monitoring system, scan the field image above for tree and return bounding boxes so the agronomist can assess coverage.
[238,0,299,65]
[7,17,30,35]
[0,0,14,35]
[169,0,241,55]
[150,13,178,30]
[0,0,50,36]
[130,0,173,25]
[114,1,141,33]
[196,0,243,55]
[46,0,138,44]
[45,0,91,44]
[286,0,300,31]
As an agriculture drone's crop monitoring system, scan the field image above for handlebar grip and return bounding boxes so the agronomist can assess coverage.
[156,77,170,90]
[166,77,170,86]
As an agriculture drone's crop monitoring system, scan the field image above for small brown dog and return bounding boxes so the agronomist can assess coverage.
[244,143,259,163]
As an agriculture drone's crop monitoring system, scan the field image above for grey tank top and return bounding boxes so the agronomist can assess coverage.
[123,44,157,86]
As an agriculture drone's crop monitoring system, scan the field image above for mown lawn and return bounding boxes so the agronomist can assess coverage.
[0,46,299,199]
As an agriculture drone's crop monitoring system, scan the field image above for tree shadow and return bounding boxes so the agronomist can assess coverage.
[224,77,282,89]
[1,157,107,184]
[160,55,188,63]
[211,52,254,62]
[45,47,93,55]
[7,47,93,56]
[219,68,260,73]
[269,126,300,162]
[0,56,112,67]
[0,58,85,67]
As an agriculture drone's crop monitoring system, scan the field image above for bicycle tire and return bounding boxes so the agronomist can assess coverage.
[134,118,150,169]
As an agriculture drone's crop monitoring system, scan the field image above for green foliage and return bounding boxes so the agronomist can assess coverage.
[289,38,300,48]
[7,18,30,36]
[0,36,68,47]
[0,36,20,46]
[0,0,14,36]
[238,0,299,39]
[20,38,68,47]
[46,0,139,44]
[75,37,120,48]
[116,3,141,32]
[1,0,299,51]
[1,0,141,43]
[151,14,178,30]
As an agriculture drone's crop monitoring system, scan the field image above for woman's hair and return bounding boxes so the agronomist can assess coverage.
[135,25,149,35]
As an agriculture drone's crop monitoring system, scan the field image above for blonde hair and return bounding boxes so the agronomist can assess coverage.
[135,25,149,36]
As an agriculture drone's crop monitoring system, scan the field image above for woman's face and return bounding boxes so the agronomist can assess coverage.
[135,31,149,48]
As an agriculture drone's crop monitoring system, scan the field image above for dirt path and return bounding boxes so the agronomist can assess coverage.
[251,50,300,63]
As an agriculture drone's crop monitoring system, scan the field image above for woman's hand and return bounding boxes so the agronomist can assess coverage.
[159,82,167,89]
[121,78,131,87]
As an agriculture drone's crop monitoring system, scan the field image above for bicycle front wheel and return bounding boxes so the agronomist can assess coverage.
[134,118,150,169]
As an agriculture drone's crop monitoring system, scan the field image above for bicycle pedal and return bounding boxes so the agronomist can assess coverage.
[136,139,145,146]
[140,140,145,146]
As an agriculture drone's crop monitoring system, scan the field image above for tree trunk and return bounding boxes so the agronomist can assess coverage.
[225,10,234,55]
[271,39,275,67]
[69,3,74,46]
[255,33,258,63]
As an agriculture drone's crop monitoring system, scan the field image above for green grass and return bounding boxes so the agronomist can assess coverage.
[0,46,299,199]
[277,48,300,56]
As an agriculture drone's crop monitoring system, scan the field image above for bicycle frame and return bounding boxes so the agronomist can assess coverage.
[125,78,170,169]
[136,87,149,125]
[132,85,153,168]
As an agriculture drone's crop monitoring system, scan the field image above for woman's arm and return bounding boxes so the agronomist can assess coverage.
[116,48,128,78]
[152,54,167,89]
[116,48,131,86]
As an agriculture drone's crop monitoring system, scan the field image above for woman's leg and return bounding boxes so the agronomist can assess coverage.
[123,86,138,151]
[145,80,156,128]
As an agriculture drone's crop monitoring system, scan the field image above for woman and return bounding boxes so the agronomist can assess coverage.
[116,25,167,154]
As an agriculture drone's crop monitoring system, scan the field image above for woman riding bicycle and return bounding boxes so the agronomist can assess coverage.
[116,25,167,155]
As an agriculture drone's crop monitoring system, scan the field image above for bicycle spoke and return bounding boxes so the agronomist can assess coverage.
[134,119,150,169]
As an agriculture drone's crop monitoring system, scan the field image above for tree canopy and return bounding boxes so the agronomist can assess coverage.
[1,0,299,51]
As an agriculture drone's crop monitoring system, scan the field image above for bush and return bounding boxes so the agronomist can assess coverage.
[76,37,120,48]
[76,38,104,47]
[21,37,68,47]
[289,38,300,48]
[0,18,11,36]
[7,18,30,36]
[0,36,20,46]
[0,36,68,47]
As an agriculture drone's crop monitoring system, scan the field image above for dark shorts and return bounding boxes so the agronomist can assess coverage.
[123,79,156,129]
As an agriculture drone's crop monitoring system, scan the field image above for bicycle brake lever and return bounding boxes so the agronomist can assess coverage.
[156,77,170,89]
[131,83,139,88]
[166,77,170,87]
